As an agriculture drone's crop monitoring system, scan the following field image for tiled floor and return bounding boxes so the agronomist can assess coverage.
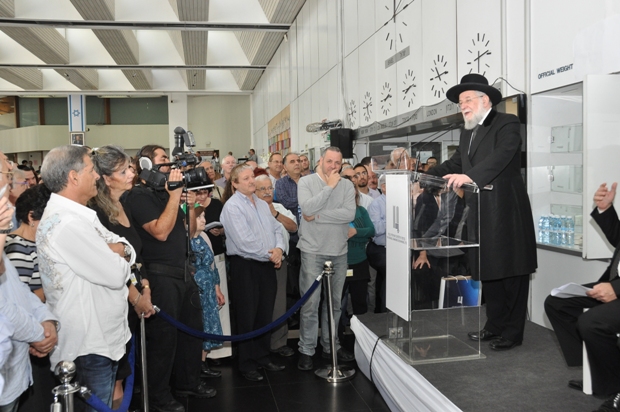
[174,341,390,412]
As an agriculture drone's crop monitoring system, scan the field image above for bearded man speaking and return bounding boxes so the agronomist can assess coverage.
[426,74,537,351]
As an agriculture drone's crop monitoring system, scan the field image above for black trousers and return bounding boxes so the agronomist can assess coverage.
[229,256,277,373]
[145,270,203,405]
[482,274,530,343]
[366,242,387,313]
[545,286,620,396]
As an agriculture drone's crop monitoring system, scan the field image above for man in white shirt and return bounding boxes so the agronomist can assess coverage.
[38,145,135,412]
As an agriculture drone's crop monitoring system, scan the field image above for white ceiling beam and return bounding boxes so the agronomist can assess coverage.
[0,67,42,89]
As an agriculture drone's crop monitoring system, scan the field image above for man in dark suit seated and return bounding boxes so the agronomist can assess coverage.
[545,182,620,411]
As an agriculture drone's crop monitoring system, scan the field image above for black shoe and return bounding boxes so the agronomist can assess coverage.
[200,362,222,378]
[271,345,295,357]
[468,329,500,342]
[175,382,217,398]
[208,357,222,366]
[322,348,355,362]
[259,362,285,372]
[594,393,620,411]
[568,379,583,391]
[151,399,185,412]
[489,337,521,351]
[242,370,264,382]
[298,354,313,371]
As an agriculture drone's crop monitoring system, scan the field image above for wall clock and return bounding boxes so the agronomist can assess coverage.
[362,91,373,123]
[348,99,357,128]
[401,68,416,108]
[381,0,412,52]
[380,82,393,116]
[429,54,449,99]
[467,33,492,76]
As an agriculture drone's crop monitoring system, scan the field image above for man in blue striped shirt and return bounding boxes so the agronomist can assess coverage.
[220,164,287,382]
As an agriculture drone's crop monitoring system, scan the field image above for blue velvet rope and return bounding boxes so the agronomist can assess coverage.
[155,276,322,342]
[84,334,136,412]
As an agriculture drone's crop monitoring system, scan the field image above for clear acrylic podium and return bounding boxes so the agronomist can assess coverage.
[371,154,484,365]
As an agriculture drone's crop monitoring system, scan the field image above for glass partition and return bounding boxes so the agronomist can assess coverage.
[371,157,483,365]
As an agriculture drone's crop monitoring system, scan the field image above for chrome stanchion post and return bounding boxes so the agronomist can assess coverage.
[140,314,149,412]
[51,361,80,412]
[315,261,356,383]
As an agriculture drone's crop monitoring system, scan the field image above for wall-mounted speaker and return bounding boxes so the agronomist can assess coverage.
[330,128,353,158]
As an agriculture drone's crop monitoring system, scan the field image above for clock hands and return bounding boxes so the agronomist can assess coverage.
[430,67,449,81]
[380,94,392,103]
[402,84,416,94]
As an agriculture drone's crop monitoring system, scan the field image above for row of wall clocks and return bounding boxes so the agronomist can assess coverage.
[348,30,494,127]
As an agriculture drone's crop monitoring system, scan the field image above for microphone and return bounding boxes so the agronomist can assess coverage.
[411,124,456,175]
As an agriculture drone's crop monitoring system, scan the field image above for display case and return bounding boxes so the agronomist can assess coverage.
[372,155,484,365]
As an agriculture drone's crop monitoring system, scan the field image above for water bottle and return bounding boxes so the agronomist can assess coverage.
[566,215,575,247]
[559,215,568,246]
[540,215,550,244]
[538,216,545,243]
[549,215,559,245]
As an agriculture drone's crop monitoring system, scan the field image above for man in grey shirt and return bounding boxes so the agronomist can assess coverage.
[296,146,356,370]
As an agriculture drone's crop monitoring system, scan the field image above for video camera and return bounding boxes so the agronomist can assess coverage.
[139,127,212,191]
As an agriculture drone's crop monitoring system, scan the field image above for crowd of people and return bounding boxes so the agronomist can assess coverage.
[0,73,619,412]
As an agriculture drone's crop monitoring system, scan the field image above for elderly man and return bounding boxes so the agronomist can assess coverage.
[297,147,356,370]
[214,155,236,196]
[221,164,287,382]
[427,74,537,351]
[37,145,135,412]
[200,160,224,199]
[255,174,297,357]
[267,153,284,187]
[367,175,387,313]
[545,182,620,407]
[0,151,58,412]
[127,145,213,412]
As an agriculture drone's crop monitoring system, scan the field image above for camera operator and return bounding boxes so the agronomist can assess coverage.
[126,145,214,412]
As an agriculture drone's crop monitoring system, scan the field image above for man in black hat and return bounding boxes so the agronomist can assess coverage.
[427,74,537,351]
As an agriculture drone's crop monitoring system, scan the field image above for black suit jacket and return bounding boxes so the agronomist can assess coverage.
[428,109,537,281]
[591,205,620,295]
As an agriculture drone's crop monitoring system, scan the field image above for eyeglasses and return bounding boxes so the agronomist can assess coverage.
[13,181,28,186]
[256,186,273,192]
[355,171,368,177]
[457,96,482,108]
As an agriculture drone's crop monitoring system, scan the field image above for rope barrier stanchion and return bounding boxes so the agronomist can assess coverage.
[154,275,323,342]
[50,336,137,412]
[314,261,356,383]
[140,314,149,412]
[49,274,324,412]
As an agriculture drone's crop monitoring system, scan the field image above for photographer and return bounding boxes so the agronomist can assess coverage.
[126,145,214,412]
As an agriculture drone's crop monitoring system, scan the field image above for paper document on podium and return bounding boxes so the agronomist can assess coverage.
[551,282,592,298]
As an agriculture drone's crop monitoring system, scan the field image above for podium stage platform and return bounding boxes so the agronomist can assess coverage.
[352,310,604,412]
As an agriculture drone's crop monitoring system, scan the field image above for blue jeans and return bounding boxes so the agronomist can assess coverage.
[73,354,118,412]
[298,252,347,356]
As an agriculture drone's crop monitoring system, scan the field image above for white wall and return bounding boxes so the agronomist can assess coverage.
[188,95,252,160]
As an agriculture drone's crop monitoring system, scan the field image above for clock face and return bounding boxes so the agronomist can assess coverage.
[401,68,416,108]
[380,82,393,116]
[381,0,410,52]
[348,99,357,128]
[429,54,449,99]
[362,91,373,123]
[467,33,492,76]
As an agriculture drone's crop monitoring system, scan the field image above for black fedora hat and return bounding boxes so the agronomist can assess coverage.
[446,74,502,106]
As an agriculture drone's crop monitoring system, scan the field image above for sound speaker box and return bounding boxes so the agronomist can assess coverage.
[330,128,353,158]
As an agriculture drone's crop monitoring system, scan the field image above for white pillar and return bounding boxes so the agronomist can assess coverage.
[67,95,86,145]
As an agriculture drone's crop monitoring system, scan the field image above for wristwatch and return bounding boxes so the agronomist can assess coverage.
[123,243,132,258]
[0,221,13,234]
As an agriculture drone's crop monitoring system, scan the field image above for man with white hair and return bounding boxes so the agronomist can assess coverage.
[0,150,58,412]
[214,155,236,197]
[255,174,297,357]
[427,74,537,351]
[37,145,136,411]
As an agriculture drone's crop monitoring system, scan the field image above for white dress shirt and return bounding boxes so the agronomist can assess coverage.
[37,193,135,366]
